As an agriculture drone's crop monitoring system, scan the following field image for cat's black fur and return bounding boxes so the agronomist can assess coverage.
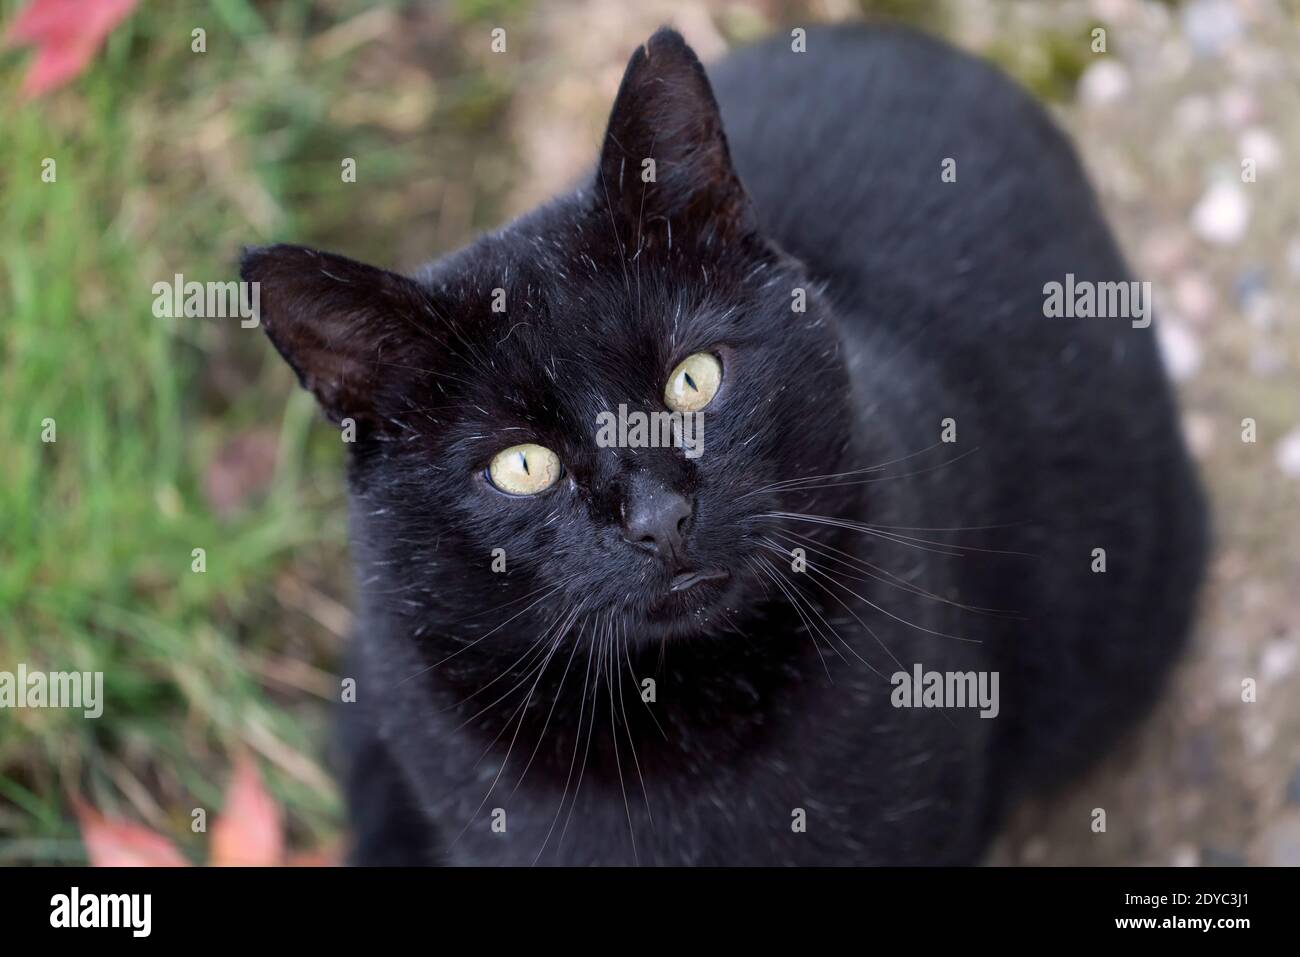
[242,24,1207,865]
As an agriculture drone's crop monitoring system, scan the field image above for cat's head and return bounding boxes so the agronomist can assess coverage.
[242,28,855,648]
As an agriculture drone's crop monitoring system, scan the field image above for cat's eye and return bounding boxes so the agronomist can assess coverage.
[487,443,562,496]
[665,352,722,413]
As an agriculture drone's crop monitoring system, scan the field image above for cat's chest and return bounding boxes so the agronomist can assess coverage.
[416,643,991,865]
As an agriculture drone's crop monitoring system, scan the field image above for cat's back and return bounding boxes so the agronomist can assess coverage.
[708,23,1125,302]
[712,24,1207,796]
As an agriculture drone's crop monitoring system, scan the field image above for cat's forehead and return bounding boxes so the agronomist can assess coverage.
[414,204,792,426]
[432,228,722,352]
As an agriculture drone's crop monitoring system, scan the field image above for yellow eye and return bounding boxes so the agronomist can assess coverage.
[665,352,722,413]
[488,443,562,496]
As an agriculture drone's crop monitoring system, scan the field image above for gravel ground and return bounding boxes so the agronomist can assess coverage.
[501,0,1300,865]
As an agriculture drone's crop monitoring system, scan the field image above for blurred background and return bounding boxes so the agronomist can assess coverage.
[0,0,1297,866]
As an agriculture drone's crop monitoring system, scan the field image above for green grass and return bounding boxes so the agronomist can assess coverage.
[0,0,518,863]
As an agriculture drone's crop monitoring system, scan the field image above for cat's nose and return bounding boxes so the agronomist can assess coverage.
[621,485,692,560]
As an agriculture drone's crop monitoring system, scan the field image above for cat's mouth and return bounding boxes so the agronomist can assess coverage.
[636,565,742,638]
[669,567,731,593]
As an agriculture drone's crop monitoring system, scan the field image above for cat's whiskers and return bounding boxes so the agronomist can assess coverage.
[761,540,914,678]
[754,553,889,680]
[758,538,980,646]
[508,603,592,794]
[616,614,657,826]
[442,576,579,627]
[562,614,624,852]
[752,551,952,739]
[757,541,964,732]
[620,619,667,741]
[603,610,640,865]
[747,554,838,678]
[596,159,634,301]
[552,623,605,861]
[353,355,480,390]
[773,527,1023,619]
[446,598,577,727]
[738,441,947,499]
[759,512,1024,556]
[533,620,599,866]
[398,574,575,684]
[449,598,587,854]
[634,136,652,337]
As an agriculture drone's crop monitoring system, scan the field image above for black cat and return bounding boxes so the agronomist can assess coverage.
[242,24,1207,865]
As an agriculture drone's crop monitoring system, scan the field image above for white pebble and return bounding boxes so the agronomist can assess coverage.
[1261,639,1298,683]
[1239,127,1282,173]
[1182,0,1242,56]
[1079,60,1130,107]
[1182,411,1215,460]
[1171,844,1200,867]
[1191,181,1250,245]
[1276,427,1300,478]
[1173,95,1214,135]
[1157,319,1203,382]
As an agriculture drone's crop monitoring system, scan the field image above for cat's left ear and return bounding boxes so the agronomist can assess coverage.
[595,27,755,244]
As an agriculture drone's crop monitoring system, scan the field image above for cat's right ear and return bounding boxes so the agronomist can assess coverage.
[240,244,440,426]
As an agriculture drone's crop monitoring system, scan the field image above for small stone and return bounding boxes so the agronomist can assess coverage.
[1200,846,1246,867]
[1091,0,1134,22]
[1173,95,1214,136]
[1182,729,1219,785]
[1218,670,1247,705]
[1173,272,1216,324]
[1235,267,1269,308]
[1218,87,1256,128]
[1287,239,1300,280]
[1171,843,1199,867]
[1020,836,1049,864]
[1079,60,1130,107]
[1276,427,1300,479]
[1156,319,1203,382]
[1182,411,1215,460]
[1242,715,1275,755]
[1239,127,1282,174]
[1182,0,1243,57]
[1245,294,1275,329]
[1191,181,1250,246]
[1250,344,1286,377]
[1141,228,1189,274]
[1251,811,1300,866]
[1215,550,1248,583]
[1260,639,1298,683]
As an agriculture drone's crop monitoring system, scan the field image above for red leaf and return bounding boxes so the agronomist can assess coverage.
[203,429,280,520]
[73,800,190,868]
[210,754,284,866]
[4,0,139,98]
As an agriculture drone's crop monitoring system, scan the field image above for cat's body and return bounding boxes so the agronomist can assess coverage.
[245,24,1206,865]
